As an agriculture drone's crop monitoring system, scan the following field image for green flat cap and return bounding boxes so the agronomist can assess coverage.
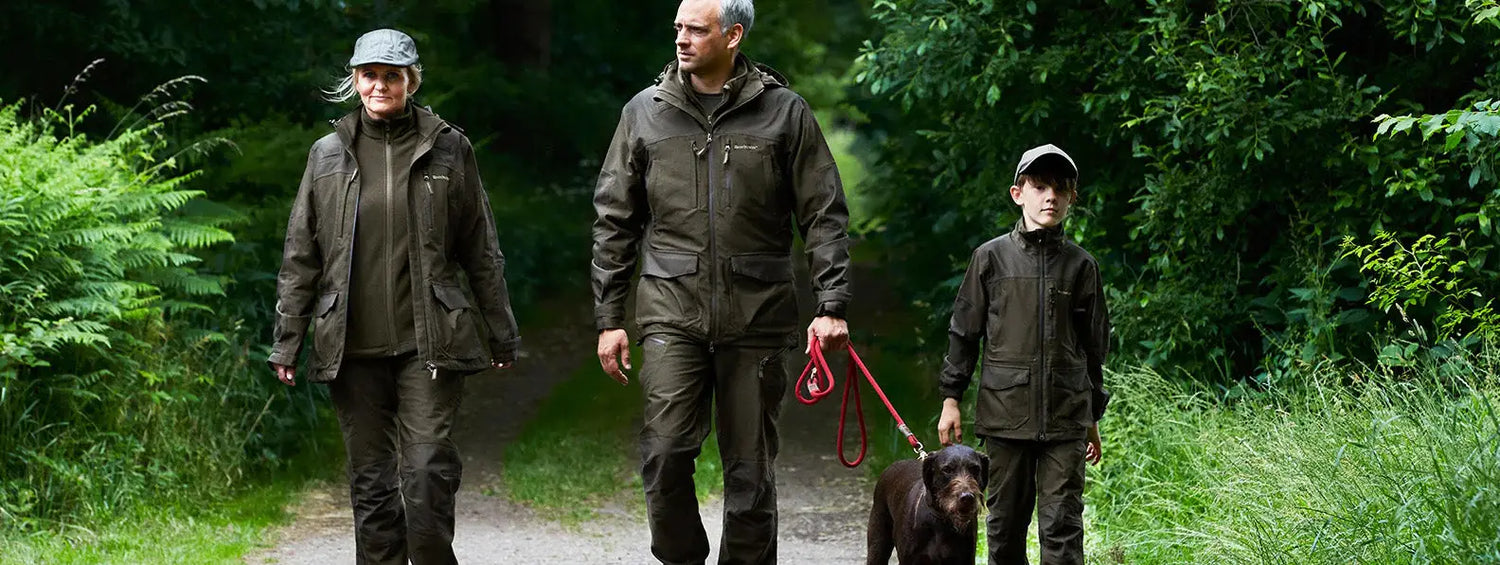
[349,29,419,67]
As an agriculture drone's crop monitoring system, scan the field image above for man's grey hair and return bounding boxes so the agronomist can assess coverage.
[720,0,754,35]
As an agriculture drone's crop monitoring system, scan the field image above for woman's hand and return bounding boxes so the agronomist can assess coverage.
[273,363,296,386]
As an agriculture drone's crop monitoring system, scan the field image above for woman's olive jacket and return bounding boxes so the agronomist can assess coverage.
[268,105,520,382]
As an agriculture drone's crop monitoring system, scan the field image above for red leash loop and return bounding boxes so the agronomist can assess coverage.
[795,340,928,467]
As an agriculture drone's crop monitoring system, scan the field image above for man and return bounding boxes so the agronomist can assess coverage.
[590,0,852,563]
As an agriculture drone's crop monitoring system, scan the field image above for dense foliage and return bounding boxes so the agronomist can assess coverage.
[0,97,321,527]
[856,0,1500,380]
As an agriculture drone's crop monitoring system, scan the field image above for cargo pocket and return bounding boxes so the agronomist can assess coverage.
[637,249,701,329]
[1049,366,1093,432]
[728,253,797,335]
[311,291,340,369]
[432,283,482,360]
[978,364,1031,431]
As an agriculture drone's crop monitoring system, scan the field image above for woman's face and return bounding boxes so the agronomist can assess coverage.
[356,64,412,120]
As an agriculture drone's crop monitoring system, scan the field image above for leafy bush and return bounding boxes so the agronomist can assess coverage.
[855,0,1500,379]
[0,95,319,529]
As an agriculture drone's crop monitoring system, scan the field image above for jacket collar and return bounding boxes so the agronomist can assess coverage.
[332,103,447,149]
[654,53,787,126]
[1012,219,1065,251]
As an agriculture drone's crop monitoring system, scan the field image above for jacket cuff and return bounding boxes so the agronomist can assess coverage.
[1091,388,1111,421]
[595,309,626,332]
[489,337,521,363]
[266,348,299,370]
[813,300,847,320]
[939,384,966,402]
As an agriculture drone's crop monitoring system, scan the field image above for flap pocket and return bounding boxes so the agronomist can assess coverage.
[315,292,339,318]
[642,250,698,279]
[980,365,1030,391]
[432,283,471,311]
[730,254,793,282]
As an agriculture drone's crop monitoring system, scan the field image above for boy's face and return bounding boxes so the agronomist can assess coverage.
[1010,177,1074,230]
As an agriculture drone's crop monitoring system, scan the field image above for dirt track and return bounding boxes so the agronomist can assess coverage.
[249,265,907,564]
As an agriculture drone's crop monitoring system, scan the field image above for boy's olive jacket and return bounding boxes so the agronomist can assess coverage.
[268,105,521,382]
[940,222,1112,441]
[591,55,851,344]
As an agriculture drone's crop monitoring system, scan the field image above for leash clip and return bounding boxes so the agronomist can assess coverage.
[807,368,821,394]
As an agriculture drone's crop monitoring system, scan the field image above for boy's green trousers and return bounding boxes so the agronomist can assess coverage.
[329,352,466,565]
[636,332,794,565]
[983,436,1088,565]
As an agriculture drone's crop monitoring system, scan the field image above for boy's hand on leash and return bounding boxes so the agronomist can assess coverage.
[805,316,849,354]
[938,398,963,446]
[1085,425,1102,465]
[273,363,296,386]
[597,329,632,385]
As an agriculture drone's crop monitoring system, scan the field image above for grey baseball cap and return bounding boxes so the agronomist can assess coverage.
[349,29,419,67]
[1013,144,1079,183]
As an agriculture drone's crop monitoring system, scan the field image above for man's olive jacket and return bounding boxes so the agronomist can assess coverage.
[591,55,851,344]
[939,222,1112,441]
[269,105,520,382]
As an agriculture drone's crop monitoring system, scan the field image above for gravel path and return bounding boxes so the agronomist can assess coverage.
[249,266,904,565]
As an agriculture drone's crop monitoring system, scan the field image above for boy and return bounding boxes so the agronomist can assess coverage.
[935,144,1111,565]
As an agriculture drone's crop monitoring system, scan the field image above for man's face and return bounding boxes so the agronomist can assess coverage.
[1010,177,1073,230]
[674,0,734,76]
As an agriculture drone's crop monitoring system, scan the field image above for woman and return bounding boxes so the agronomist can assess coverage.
[266,28,520,565]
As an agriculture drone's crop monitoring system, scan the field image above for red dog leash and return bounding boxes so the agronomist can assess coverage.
[795,340,928,467]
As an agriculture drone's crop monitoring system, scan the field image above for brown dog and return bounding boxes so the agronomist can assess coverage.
[866,444,989,565]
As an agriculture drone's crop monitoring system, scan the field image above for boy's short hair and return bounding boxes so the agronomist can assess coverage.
[1015,172,1079,197]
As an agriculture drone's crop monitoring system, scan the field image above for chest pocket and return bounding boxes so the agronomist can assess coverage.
[420,164,455,245]
[310,152,356,257]
[645,136,701,221]
[720,134,778,217]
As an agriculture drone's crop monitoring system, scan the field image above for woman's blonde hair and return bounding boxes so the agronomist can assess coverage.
[322,64,424,104]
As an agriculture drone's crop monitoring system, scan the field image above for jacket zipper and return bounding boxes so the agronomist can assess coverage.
[407,126,442,374]
[1037,242,1049,442]
[384,126,398,356]
[706,126,718,353]
[423,171,436,379]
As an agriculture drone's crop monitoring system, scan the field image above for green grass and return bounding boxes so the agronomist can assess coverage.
[500,347,731,523]
[1,484,293,564]
[1082,358,1500,564]
[0,422,342,565]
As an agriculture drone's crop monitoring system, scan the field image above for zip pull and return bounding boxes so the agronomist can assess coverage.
[424,172,433,193]
[428,362,438,380]
[693,141,706,158]
[723,142,731,165]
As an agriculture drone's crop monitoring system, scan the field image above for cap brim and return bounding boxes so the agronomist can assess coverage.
[1019,154,1078,178]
